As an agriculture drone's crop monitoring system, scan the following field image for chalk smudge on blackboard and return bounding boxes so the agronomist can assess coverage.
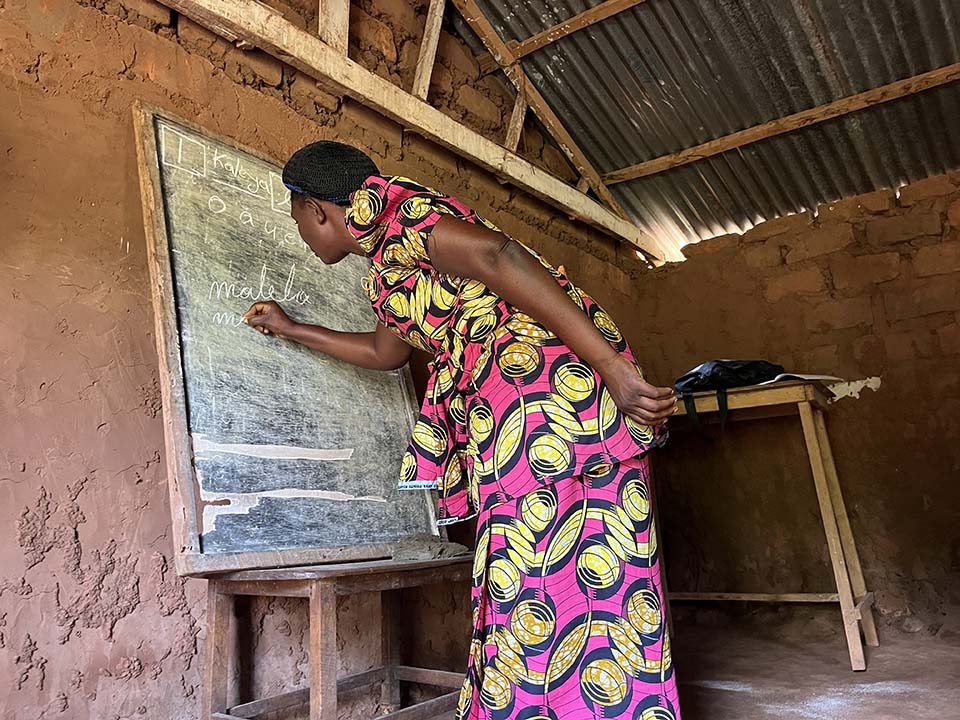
[200,486,387,533]
[192,433,354,461]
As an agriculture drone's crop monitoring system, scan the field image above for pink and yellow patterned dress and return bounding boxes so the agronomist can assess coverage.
[346,175,681,720]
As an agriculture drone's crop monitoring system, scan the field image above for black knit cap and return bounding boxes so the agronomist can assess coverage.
[282,141,379,206]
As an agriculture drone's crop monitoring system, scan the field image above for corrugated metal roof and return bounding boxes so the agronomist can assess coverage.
[462,0,960,254]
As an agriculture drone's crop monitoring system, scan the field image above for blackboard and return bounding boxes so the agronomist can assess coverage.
[134,106,435,575]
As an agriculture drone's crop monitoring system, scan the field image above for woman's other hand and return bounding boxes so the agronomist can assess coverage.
[243,301,296,338]
[598,355,677,426]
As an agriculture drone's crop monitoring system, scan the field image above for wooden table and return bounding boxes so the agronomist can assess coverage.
[666,382,879,671]
[202,557,472,719]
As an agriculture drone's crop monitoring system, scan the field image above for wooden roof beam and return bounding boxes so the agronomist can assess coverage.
[504,90,526,152]
[317,0,350,54]
[450,0,629,220]
[412,0,445,99]
[604,61,960,185]
[158,0,677,261]
[479,0,649,75]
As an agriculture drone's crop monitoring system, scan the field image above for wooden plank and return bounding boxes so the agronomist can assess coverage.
[504,89,526,152]
[448,0,630,221]
[204,585,233,716]
[670,405,800,427]
[374,691,459,720]
[813,408,880,648]
[310,582,338,720]
[799,402,866,671]
[673,382,821,417]
[133,104,203,575]
[381,593,401,711]
[575,176,590,193]
[479,0,649,73]
[178,543,396,577]
[210,557,471,582]
[230,689,309,718]
[394,665,465,689]
[226,669,386,718]
[332,565,472,596]
[341,667,387,693]
[210,579,314,598]
[317,0,350,54]
[159,0,674,261]
[854,592,876,621]
[668,592,840,602]
[412,0,445,99]
[604,61,960,184]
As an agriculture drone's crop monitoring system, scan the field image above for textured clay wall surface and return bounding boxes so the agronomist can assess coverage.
[5,0,958,717]
[643,175,960,632]
[0,1,651,718]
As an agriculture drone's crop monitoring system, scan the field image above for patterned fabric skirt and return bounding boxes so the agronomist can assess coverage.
[455,456,681,720]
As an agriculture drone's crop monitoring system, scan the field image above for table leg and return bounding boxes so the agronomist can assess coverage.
[310,581,338,720]
[813,407,880,648]
[381,589,402,712]
[799,402,866,671]
[203,582,232,718]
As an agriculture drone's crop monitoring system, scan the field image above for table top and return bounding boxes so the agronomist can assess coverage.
[674,380,834,417]
[207,555,473,582]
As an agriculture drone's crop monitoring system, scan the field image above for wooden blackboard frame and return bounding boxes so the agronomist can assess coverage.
[133,104,434,576]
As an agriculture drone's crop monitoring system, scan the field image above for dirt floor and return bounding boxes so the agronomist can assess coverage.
[671,607,960,720]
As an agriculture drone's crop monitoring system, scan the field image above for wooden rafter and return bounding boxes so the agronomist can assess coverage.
[412,0,445,99]
[159,0,677,261]
[317,0,350,54]
[504,89,526,152]
[450,0,628,219]
[604,61,960,185]
[479,0,648,75]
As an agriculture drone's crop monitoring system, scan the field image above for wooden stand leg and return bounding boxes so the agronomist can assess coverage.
[813,408,880,648]
[799,402,867,671]
[310,581,338,720]
[204,582,231,718]
[381,589,401,712]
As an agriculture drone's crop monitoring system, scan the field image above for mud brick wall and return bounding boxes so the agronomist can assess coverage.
[3,0,959,717]
[0,1,648,718]
[642,174,960,629]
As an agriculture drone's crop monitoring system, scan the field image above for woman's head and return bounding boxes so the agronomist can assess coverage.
[282,142,379,263]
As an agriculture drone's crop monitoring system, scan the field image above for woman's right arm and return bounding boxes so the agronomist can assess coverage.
[243,300,413,371]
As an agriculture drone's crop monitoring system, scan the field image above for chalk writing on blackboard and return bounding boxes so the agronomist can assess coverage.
[152,117,434,556]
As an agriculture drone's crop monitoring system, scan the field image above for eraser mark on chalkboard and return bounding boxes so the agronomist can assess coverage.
[192,433,354,461]
[200,486,388,533]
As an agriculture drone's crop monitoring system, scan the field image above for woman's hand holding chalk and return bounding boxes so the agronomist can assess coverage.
[242,301,296,339]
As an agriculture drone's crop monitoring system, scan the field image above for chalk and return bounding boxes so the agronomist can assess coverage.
[192,433,354,461]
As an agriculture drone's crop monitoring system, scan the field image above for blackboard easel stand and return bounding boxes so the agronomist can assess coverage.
[203,557,472,720]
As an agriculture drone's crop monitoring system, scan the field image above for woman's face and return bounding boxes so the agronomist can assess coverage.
[291,196,348,265]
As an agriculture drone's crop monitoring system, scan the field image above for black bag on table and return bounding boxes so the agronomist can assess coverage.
[674,360,785,427]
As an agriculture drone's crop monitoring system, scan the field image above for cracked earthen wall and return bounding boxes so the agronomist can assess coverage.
[5,0,959,717]
[0,1,649,718]
[644,178,960,634]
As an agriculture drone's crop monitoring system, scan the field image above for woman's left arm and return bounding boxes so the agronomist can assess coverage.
[429,215,676,426]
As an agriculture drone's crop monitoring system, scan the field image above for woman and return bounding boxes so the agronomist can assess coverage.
[244,142,681,720]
